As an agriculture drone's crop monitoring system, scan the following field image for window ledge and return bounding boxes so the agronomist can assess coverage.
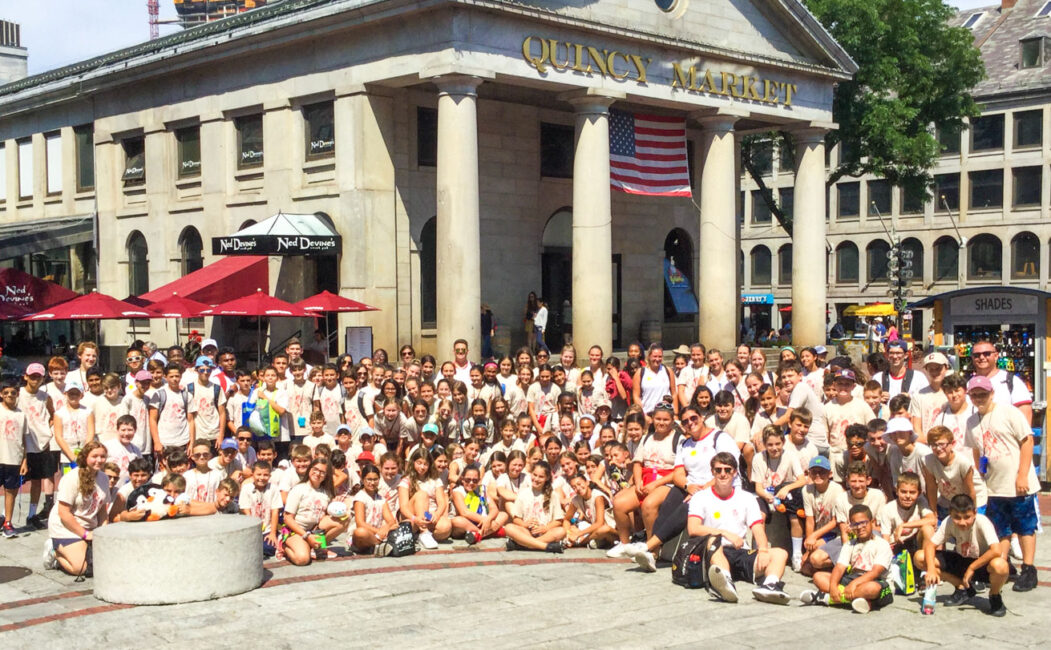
[16,199,33,209]
[43,195,62,205]
[303,157,334,172]
[175,176,201,189]
[968,149,1004,157]
[967,207,1004,215]
[74,190,95,200]
[234,168,264,181]
[1012,203,1041,211]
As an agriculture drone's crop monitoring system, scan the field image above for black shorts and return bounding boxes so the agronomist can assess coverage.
[893,535,921,557]
[935,550,990,583]
[26,451,59,481]
[840,570,894,609]
[723,546,757,584]
[0,464,21,491]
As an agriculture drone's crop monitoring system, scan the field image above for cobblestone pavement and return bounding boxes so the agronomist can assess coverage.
[1,495,1050,648]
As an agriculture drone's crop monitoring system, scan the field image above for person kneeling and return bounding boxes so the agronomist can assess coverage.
[801,505,894,613]
[916,494,1009,617]
[686,452,790,605]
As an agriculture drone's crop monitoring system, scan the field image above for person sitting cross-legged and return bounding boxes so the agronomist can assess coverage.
[686,452,791,605]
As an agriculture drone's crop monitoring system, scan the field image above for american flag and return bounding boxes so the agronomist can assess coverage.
[609,110,692,197]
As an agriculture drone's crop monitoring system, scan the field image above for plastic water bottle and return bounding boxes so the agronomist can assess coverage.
[921,584,937,615]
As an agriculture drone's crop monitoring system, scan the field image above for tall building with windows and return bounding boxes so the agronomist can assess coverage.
[740,0,1051,339]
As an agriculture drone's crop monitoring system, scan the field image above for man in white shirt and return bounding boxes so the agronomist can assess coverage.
[533,299,550,354]
[871,340,929,401]
[452,339,473,383]
[969,340,1033,424]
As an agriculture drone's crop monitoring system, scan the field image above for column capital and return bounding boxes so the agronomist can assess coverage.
[559,89,625,114]
[690,107,748,132]
[789,124,834,145]
[432,74,485,97]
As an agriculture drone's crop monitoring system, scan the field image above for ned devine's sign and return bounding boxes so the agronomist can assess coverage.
[212,235,341,256]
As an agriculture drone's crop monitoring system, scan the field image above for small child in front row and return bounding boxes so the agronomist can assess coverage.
[802,504,895,614]
[879,471,934,557]
[239,460,280,556]
[917,494,1009,617]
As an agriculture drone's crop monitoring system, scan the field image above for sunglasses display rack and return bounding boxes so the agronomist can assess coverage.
[953,324,1036,388]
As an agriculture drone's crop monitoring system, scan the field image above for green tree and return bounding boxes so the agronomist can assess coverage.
[744,0,985,235]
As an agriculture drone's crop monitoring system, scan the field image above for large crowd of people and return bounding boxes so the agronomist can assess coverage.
[0,331,1041,616]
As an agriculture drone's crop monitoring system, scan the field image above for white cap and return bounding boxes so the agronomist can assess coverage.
[201,338,218,350]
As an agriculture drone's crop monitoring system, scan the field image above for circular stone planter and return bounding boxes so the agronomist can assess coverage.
[93,515,263,604]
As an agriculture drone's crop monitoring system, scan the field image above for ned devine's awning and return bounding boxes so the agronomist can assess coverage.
[212,212,340,256]
[140,256,267,305]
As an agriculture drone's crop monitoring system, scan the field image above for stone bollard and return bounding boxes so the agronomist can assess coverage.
[93,515,263,604]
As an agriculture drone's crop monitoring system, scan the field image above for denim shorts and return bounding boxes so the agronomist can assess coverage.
[986,494,1038,538]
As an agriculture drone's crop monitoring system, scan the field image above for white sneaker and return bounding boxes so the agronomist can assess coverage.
[42,539,57,570]
[418,531,438,550]
[633,550,657,573]
[851,597,871,614]
[752,582,791,605]
[791,555,802,573]
[799,589,827,606]
[1010,536,1023,561]
[606,542,630,559]
[707,565,738,603]
[374,541,391,557]
[624,541,647,560]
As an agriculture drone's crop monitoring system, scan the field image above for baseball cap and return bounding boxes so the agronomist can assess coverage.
[64,384,83,394]
[220,438,238,451]
[885,417,913,435]
[194,356,215,369]
[579,414,596,424]
[814,345,828,355]
[923,352,950,367]
[134,370,152,382]
[808,456,832,472]
[422,423,439,436]
[358,426,377,439]
[967,375,994,393]
[833,369,856,382]
[200,338,218,350]
[356,451,376,463]
[335,424,352,436]
[25,363,45,377]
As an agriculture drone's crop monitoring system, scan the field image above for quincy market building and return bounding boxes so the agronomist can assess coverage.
[0,0,853,362]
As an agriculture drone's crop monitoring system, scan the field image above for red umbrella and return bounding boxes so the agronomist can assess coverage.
[146,293,211,319]
[0,267,79,320]
[201,289,310,364]
[23,291,153,321]
[294,291,378,362]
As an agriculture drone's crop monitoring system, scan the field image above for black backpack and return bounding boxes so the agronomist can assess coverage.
[671,534,722,589]
[386,521,417,557]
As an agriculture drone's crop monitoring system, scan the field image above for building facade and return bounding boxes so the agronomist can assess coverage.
[740,0,1051,342]
[0,0,851,362]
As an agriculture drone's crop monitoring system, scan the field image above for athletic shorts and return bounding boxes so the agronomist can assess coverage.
[26,451,59,481]
[722,546,757,584]
[51,537,83,550]
[935,549,990,584]
[986,494,1038,538]
[839,570,894,609]
[0,464,21,490]
[820,537,844,562]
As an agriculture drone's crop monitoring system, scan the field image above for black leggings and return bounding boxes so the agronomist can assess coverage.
[651,485,690,544]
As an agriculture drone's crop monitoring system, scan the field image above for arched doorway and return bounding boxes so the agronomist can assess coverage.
[541,209,572,346]
[663,228,695,321]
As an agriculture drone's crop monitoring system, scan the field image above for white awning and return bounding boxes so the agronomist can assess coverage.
[211,212,340,256]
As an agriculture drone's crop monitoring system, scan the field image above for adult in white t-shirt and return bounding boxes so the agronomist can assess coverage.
[969,340,1033,424]
[871,341,929,400]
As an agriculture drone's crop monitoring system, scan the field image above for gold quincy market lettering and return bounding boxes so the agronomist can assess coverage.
[521,36,798,107]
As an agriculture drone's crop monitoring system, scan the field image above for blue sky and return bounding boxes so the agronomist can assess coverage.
[1,0,997,75]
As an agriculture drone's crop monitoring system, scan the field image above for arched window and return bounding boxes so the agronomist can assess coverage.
[750,245,772,286]
[900,238,923,285]
[866,240,891,283]
[178,227,204,276]
[968,234,1002,281]
[934,236,959,282]
[420,217,436,327]
[778,244,792,285]
[836,242,859,284]
[1011,232,1040,280]
[127,231,149,296]
[664,228,695,319]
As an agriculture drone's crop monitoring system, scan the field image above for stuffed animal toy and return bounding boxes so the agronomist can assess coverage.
[126,484,180,521]
[327,500,349,521]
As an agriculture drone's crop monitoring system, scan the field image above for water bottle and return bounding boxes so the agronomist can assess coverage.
[978,456,989,475]
[424,511,432,522]
[921,584,937,615]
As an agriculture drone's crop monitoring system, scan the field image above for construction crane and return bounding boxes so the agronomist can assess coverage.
[147,0,159,39]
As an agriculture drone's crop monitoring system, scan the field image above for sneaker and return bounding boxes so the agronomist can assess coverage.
[752,582,791,605]
[42,540,57,570]
[505,538,520,552]
[707,565,738,603]
[587,539,600,550]
[606,542,631,559]
[799,589,828,606]
[988,594,1006,617]
[2,522,16,539]
[791,555,802,573]
[1013,564,1038,592]
[26,514,45,531]
[972,580,988,593]
[465,531,479,546]
[418,531,438,550]
[623,541,647,560]
[630,530,647,544]
[633,550,657,573]
[851,598,871,614]
[374,541,391,557]
[545,541,564,554]
[946,587,975,606]
[494,527,506,538]
[1010,536,1023,561]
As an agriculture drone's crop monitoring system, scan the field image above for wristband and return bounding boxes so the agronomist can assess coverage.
[81,531,88,540]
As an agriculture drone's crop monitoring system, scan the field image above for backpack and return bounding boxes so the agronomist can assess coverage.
[880,369,914,394]
[186,382,221,409]
[386,521,417,557]
[151,386,188,414]
[671,534,722,589]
